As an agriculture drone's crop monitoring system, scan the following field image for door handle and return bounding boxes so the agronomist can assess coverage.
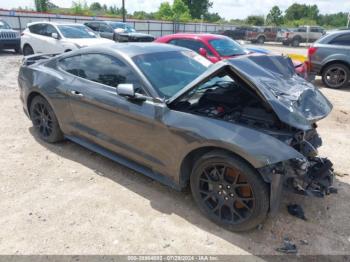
[70,90,84,97]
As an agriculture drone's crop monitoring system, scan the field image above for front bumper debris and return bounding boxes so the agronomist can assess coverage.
[288,157,335,197]
[260,157,336,215]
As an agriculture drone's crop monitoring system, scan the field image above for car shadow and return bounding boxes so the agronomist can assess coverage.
[314,79,350,92]
[29,127,350,256]
[0,49,19,56]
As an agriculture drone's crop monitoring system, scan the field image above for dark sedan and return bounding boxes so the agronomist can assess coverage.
[18,43,335,231]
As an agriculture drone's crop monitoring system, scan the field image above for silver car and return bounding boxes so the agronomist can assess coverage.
[308,30,350,89]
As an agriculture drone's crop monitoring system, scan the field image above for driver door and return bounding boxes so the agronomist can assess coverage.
[99,23,114,39]
[40,24,63,53]
[60,53,169,170]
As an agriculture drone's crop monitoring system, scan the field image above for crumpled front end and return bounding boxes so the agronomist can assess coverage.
[259,125,335,214]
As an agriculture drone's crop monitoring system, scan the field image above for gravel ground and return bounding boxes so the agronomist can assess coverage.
[0,48,349,257]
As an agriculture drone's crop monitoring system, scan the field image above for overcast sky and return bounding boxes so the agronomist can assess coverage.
[1,0,349,19]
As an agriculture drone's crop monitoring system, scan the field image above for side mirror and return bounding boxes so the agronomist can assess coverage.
[117,83,135,97]
[51,32,59,39]
[117,83,147,102]
[199,48,207,57]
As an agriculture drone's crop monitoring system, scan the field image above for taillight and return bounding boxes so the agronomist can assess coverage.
[308,47,318,57]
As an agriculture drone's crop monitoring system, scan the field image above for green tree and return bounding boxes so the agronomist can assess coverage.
[173,0,191,21]
[90,2,102,11]
[34,0,49,12]
[133,11,156,20]
[285,3,319,21]
[156,2,173,20]
[246,15,264,26]
[204,12,221,23]
[183,0,213,19]
[156,0,191,22]
[266,6,283,25]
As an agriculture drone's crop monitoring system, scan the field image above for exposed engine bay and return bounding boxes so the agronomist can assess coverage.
[171,76,335,200]
[172,80,281,130]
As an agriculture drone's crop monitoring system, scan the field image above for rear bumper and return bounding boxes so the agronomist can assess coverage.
[0,39,20,49]
[309,62,323,75]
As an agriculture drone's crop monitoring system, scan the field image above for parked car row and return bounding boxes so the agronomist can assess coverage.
[0,19,21,53]
[220,25,325,46]
[307,29,350,89]
[0,19,155,56]
[155,33,308,78]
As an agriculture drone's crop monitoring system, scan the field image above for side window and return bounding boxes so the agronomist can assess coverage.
[168,39,214,56]
[329,34,350,46]
[99,24,113,33]
[59,55,82,76]
[298,27,307,32]
[44,24,58,37]
[79,54,145,94]
[28,24,45,35]
[310,27,320,33]
[85,22,99,31]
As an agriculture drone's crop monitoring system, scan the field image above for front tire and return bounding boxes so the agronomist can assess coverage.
[322,63,350,89]
[190,151,269,232]
[23,44,34,56]
[29,96,64,143]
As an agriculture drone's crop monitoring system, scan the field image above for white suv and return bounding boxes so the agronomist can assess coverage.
[21,22,114,56]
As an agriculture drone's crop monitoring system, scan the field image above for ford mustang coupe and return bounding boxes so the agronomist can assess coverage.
[18,43,335,231]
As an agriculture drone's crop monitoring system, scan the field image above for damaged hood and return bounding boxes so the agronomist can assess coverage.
[168,55,332,130]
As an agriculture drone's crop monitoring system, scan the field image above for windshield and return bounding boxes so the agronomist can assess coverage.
[0,20,11,29]
[133,51,211,98]
[110,22,136,33]
[209,38,246,57]
[58,25,96,39]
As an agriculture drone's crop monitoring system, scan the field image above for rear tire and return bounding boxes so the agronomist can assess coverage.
[292,38,300,47]
[322,63,350,89]
[23,45,34,56]
[257,36,265,44]
[190,151,269,232]
[29,96,64,143]
[14,47,21,54]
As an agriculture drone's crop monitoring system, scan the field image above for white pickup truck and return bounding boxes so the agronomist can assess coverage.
[282,26,325,47]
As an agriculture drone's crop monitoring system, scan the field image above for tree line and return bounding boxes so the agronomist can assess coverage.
[21,1,348,28]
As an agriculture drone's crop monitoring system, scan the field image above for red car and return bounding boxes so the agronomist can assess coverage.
[155,33,248,63]
[155,33,308,78]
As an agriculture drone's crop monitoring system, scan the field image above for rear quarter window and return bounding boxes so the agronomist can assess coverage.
[329,33,350,46]
[58,55,82,76]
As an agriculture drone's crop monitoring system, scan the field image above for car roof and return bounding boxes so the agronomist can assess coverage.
[27,21,85,27]
[317,29,350,44]
[160,33,227,41]
[72,42,189,58]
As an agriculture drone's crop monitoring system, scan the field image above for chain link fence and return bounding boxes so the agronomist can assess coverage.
[0,9,237,37]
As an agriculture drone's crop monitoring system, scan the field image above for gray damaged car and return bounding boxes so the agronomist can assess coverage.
[18,43,335,231]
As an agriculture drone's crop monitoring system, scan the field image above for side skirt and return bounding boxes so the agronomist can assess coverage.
[65,135,182,191]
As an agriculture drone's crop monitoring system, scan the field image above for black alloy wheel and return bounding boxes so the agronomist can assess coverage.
[29,96,63,143]
[191,152,269,231]
[322,63,349,89]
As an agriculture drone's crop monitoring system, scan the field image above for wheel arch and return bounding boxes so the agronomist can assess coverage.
[22,43,33,52]
[27,91,56,119]
[321,60,350,75]
[27,91,44,116]
[179,146,259,189]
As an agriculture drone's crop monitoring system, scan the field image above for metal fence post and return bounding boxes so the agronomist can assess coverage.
[17,16,22,31]
[160,22,163,36]
[147,21,150,34]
